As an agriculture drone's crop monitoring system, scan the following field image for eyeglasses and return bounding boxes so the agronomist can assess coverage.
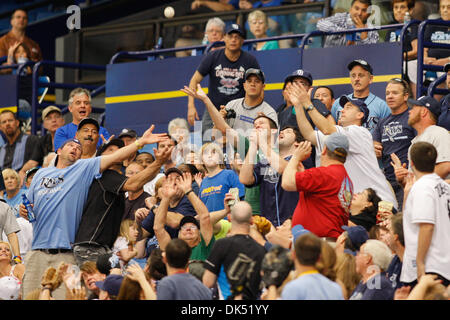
[181,225,198,231]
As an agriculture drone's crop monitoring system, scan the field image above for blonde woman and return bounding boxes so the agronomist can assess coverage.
[248,10,279,51]
[334,252,361,299]
[198,142,245,212]
[0,241,25,284]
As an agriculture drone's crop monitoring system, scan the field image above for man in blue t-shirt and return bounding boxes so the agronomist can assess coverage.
[19,125,169,300]
[331,59,391,133]
[53,88,110,150]
[186,23,260,139]
[372,79,416,208]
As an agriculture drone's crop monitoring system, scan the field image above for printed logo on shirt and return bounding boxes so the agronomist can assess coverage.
[261,166,279,184]
[215,65,245,96]
[37,175,64,196]
[382,122,404,142]
[338,176,353,214]
[430,31,450,44]
[238,114,255,124]
[201,185,223,197]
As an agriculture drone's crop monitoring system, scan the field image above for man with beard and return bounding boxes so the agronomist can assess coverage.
[0,110,39,172]
[392,96,450,185]
[53,88,110,150]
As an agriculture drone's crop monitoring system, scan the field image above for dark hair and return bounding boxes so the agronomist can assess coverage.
[315,86,335,99]
[178,163,200,176]
[359,188,381,217]
[343,232,358,252]
[391,0,415,9]
[294,233,322,266]
[410,142,437,173]
[11,9,27,19]
[368,225,389,240]
[388,78,410,95]
[136,151,155,162]
[165,238,191,269]
[157,134,178,148]
[390,213,404,247]
[280,126,304,143]
[0,110,18,120]
[253,114,277,130]
[147,248,167,280]
[352,0,372,6]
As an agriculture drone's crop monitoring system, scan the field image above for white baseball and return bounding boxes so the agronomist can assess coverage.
[164,6,175,18]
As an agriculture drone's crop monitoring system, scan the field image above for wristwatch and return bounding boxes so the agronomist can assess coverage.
[304,104,314,112]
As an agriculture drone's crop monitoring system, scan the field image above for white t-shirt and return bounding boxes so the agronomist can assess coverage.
[401,173,450,283]
[143,173,165,196]
[408,125,450,179]
[1,217,32,257]
[225,98,278,136]
[315,125,398,209]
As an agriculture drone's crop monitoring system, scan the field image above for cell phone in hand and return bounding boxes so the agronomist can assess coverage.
[228,188,240,208]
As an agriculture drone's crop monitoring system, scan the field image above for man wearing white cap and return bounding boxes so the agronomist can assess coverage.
[285,82,398,210]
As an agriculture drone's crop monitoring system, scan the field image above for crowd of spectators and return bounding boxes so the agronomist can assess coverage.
[0,0,449,303]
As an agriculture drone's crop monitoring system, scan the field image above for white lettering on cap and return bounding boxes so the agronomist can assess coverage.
[296,70,304,76]
[232,23,239,29]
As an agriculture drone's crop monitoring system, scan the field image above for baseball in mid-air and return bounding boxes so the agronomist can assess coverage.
[164,6,175,18]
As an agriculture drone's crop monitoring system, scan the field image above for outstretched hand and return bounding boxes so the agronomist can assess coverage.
[140,124,169,145]
[294,141,312,161]
[181,84,208,101]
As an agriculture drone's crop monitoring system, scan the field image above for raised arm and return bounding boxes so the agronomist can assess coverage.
[187,71,204,126]
[178,172,213,246]
[281,141,312,192]
[182,84,238,142]
[239,130,258,186]
[152,182,175,251]
[100,124,168,173]
[122,146,173,192]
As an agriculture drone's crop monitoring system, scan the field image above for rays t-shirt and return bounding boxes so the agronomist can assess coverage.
[27,157,101,249]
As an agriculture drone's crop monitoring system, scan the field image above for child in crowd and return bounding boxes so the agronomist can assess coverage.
[112,219,145,273]
[198,142,245,212]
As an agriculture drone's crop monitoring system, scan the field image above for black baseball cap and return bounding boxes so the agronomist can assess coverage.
[77,117,100,131]
[225,23,245,38]
[407,95,442,119]
[339,96,370,125]
[244,68,265,83]
[179,215,200,230]
[165,167,184,177]
[284,69,313,87]
[25,167,40,180]
[97,138,125,156]
[118,128,137,139]
[347,59,373,74]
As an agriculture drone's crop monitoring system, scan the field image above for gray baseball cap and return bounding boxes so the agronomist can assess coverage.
[325,132,349,157]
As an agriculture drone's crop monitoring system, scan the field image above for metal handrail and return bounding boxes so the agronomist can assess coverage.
[416,19,450,97]
[31,60,106,134]
[400,19,421,80]
[298,23,406,68]
[427,73,449,97]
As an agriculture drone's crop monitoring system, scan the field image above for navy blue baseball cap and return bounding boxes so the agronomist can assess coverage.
[77,117,99,131]
[225,23,245,38]
[444,63,450,73]
[284,69,313,86]
[342,225,369,251]
[244,68,265,83]
[347,59,373,74]
[95,274,124,297]
[407,95,441,119]
[60,138,82,150]
[339,96,370,125]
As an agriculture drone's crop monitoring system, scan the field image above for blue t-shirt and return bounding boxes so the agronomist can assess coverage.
[27,157,101,249]
[349,272,395,300]
[53,122,110,150]
[199,169,245,212]
[386,255,406,290]
[372,109,416,181]
[439,94,450,131]
[3,188,27,217]
[281,273,344,300]
[331,93,391,133]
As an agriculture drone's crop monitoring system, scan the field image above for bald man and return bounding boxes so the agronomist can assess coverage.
[202,201,266,300]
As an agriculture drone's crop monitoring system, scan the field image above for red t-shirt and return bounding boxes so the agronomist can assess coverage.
[292,164,353,238]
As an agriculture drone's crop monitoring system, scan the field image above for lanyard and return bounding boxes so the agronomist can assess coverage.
[297,270,319,279]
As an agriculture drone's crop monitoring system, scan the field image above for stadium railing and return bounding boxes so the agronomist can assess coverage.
[416,19,450,97]
[30,60,106,134]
